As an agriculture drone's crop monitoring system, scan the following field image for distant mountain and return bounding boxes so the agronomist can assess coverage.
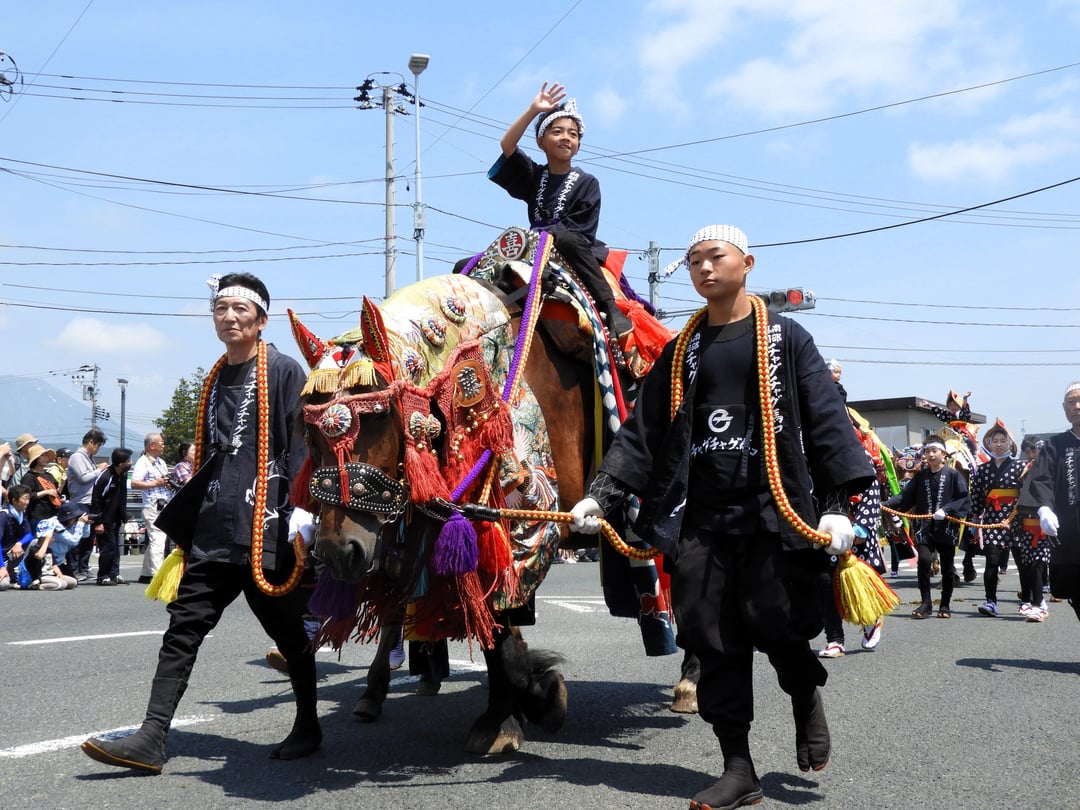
[0,375,123,452]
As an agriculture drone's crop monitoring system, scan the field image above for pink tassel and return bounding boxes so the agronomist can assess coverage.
[431,512,479,576]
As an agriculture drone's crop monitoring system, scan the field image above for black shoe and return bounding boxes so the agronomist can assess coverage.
[137,575,153,584]
[81,726,166,774]
[97,578,117,586]
[793,687,831,772]
[690,758,763,810]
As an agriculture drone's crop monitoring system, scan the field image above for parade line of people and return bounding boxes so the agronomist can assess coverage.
[3,84,1080,810]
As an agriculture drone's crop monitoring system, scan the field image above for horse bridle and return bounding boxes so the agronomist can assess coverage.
[303,384,410,522]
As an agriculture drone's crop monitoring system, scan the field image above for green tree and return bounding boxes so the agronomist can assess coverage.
[155,367,205,464]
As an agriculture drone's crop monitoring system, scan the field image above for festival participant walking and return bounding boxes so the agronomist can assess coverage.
[488,82,633,341]
[1019,382,1080,623]
[968,420,1025,618]
[81,272,319,774]
[569,225,874,810]
[885,435,971,619]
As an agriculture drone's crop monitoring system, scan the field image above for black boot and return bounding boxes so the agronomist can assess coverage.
[792,687,831,772]
[270,651,322,760]
[690,734,763,810]
[81,676,187,774]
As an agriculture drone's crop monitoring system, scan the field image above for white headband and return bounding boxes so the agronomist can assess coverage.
[207,274,269,313]
[536,98,585,140]
[663,224,749,275]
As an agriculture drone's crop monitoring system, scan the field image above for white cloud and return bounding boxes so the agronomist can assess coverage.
[636,0,1010,118]
[50,318,168,355]
[592,86,628,125]
[908,108,1080,182]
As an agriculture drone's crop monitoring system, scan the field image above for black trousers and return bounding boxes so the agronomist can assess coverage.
[982,544,1006,603]
[96,525,121,580]
[154,557,315,705]
[671,527,828,737]
[917,541,955,609]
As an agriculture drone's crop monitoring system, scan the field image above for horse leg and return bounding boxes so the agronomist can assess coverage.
[352,617,403,722]
[413,639,449,697]
[464,623,567,755]
[671,649,700,714]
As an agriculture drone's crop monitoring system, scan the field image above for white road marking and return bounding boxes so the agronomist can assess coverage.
[0,716,213,759]
[6,630,167,646]
[544,599,605,613]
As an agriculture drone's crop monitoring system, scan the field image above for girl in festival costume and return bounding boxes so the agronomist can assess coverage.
[570,224,874,810]
[885,435,972,619]
[968,420,1027,618]
[488,82,633,342]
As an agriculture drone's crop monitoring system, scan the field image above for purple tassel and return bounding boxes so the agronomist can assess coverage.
[308,572,360,623]
[431,512,479,576]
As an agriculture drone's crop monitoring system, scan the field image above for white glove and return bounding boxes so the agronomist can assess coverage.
[933,508,946,521]
[1038,505,1060,537]
[817,513,855,555]
[570,497,603,534]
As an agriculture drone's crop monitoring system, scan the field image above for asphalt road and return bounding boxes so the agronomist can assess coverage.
[2,553,1078,810]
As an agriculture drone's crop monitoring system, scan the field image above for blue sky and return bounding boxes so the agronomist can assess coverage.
[2,0,1080,446]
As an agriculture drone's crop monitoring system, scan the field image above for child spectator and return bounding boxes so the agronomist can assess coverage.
[24,501,88,590]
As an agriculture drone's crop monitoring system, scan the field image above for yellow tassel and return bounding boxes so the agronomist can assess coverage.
[144,548,186,604]
[341,359,375,388]
[833,552,900,626]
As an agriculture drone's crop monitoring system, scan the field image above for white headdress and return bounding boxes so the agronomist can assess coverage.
[663,224,749,275]
[536,98,585,139]
[207,273,269,313]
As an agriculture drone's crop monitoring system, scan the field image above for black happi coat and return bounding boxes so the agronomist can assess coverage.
[488,148,609,265]
[886,464,971,547]
[1021,430,1080,564]
[159,343,307,571]
[598,309,874,555]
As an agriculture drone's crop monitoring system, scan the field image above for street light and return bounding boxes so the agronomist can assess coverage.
[117,378,128,449]
[408,53,430,282]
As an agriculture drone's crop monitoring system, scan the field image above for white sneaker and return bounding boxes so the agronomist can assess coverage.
[1026,606,1048,623]
[818,641,845,658]
[977,601,999,617]
[1019,602,1033,616]
[862,620,883,650]
[389,631,406,669]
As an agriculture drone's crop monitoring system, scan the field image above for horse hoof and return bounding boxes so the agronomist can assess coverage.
[670,679,699,714]
[534,670,568,733]
[464,716,523,755]
[415,677,442,697]
[352,697,383,722]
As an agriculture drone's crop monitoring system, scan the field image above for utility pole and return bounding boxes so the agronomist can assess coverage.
[408,54,430,282]
[356,70,421,298]
[383,85,396,298]
[647,240,661,315]
[73,364,108,428]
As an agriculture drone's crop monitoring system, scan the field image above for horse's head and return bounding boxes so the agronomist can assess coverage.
[293,300,412,582]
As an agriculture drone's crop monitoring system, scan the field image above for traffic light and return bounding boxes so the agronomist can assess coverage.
[763,288,816,313]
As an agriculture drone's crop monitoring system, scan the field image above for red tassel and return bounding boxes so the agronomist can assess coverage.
[476,520,511,576]
[289,455,315,511]
[404,445,449,502]
[477,403,514,457]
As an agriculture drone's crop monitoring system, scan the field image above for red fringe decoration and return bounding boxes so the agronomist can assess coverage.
[405,444,450,502]
[476,403,514,459]
[289,454,315,511]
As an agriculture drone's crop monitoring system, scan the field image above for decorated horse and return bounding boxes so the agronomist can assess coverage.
[289,229,677,753]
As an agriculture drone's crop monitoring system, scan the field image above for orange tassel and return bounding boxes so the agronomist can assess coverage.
[289,455,315,511]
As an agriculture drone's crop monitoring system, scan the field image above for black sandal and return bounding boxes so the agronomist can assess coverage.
[912,606,931,619]
[937,610,952,619]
